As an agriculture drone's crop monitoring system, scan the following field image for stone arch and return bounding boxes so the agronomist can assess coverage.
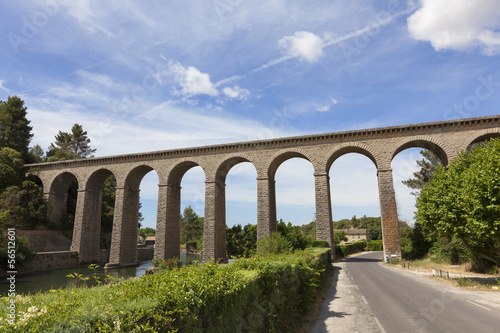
[123,165,156,190]
[85,168,115,191]
[72,168,117,263]
[168,160,207,186]
[214,153,258,183]
[325,142,379,173]
[460,128,500,152]
[267,148,315,178]
[47,171,80,227]
[391,136,449,167]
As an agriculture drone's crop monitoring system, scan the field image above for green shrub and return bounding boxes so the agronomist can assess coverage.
[256,232,292,256]
[0,235,34,270]
[0,248,332,332]
[366,240,383,251]
[336,240,366,257]
[311,240,330,248]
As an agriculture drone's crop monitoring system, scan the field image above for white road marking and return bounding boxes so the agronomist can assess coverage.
[467,300,491,311]
[374,317,387,333]
[361,295,368,305]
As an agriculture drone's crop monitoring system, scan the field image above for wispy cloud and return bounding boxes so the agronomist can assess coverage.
[0,79,9,92]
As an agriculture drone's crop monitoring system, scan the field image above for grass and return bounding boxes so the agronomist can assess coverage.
[383,257,500,291]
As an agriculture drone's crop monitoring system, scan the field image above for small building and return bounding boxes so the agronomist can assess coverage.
[334,228,370,244]
[145,236,155,247]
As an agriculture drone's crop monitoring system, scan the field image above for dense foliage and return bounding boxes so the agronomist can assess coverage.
[226,223,257,257]
[180,206,204,248]
[0,96,33,163]
[332,215,382,241]
[402,149,442,196]
[416,139,500,266]
[336,239,367,257]
[0,248,332,332]
[46,123,96,161]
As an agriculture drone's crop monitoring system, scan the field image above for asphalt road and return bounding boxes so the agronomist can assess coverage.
[346,251,500,333]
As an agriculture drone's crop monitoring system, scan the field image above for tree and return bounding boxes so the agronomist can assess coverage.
[46,123,96,161]
[402,149,442,196]
[0,180,48,229]
[256,232,292,256]
[0,96,33,162]
[29,144,45,163]
[334,231,347,245]
[416,139,500,266]
[180,206,204,245]
[0,147,24,191]
[277,219,308,250]
[139,227,156,238]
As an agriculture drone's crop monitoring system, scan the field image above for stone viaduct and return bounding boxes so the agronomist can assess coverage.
[26,115,500,267]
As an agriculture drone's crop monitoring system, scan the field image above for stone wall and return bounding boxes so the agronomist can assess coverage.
[16,229,72,252]
[19,251,79,273]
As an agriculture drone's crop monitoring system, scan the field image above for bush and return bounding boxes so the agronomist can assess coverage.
[256,232,292,256]
[0,235,34,270]
[0,248,332,332]
[366,240,383,251]
[311,240,330,248]
[336,240,366,257]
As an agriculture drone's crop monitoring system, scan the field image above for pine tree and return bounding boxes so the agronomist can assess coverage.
[402,149,441,196]
[0,96,33,162]
[46,123,96,161]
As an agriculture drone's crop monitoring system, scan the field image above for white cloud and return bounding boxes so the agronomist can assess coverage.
[168,61,218,97]
[278,31,325,63]
[313,97,338,112]
[0,79,9,92]
[222,85,250,100]
[314,104,330,112]
[407,0,500,55]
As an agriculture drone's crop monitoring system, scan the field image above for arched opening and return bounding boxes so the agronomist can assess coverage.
[391,146,445,260]
[152,161,206,262]
[47,172,79,231]
[329,153,380,244]
[179,165,205,252]
[137,171,159,251]
[466,132,500,151]
[217,158,257,258]
[273,154,315,237]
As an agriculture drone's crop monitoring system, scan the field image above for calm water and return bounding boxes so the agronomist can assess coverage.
[1,253,201,295]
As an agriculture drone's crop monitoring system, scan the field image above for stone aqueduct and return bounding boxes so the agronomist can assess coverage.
[27,115,500,267]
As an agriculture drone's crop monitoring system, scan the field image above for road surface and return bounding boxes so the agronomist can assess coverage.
[313,251,500,333]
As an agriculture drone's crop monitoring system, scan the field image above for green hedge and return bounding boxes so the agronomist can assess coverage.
[0,248,331,332]
[336,239,367,257]
[366,240,383,251]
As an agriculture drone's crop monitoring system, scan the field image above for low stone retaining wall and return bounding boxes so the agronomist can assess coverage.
[2,248,155,277]
[19,251,80,273]
[138,247,155,261]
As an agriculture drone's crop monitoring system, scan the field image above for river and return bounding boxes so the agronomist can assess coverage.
[1,252,201,295]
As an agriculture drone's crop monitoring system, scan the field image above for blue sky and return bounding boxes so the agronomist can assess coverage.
[1,0,500,229]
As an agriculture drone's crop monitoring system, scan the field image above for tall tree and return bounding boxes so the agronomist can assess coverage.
[0,147,24,191]
[416,139,500,266]
[0,96,33,162]
[402,149,442,196]
[180,206,204,244]
[46,123,96,161]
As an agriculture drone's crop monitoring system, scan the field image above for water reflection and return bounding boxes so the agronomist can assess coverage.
[1,252,201,295]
